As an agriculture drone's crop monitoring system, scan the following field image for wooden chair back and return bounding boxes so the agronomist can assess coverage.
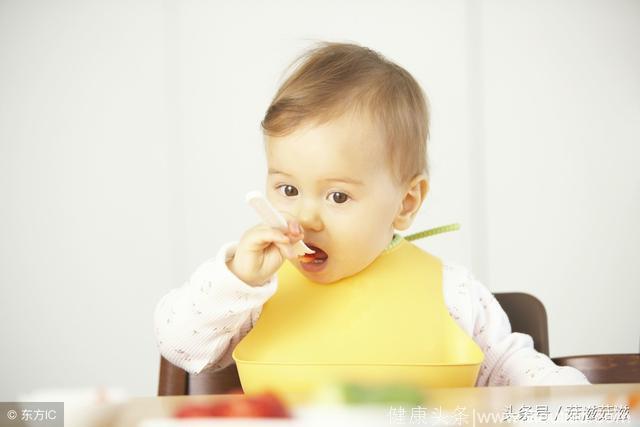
[552,354,640,384]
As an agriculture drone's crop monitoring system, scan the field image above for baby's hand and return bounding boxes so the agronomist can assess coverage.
[227,220,304,286]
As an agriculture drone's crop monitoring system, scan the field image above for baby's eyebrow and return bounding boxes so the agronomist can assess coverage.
[268,169,364,186]
[268,169,290,176]
[323,178,365,186]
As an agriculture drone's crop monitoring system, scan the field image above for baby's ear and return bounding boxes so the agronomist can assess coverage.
[393,174,429,230]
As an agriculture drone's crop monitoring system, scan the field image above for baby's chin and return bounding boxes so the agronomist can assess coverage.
[294,264,337,284]
[293,259,359,285]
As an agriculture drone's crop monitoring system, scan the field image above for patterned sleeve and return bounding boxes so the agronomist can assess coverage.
[442,263,590,386]
[153,242,276,374]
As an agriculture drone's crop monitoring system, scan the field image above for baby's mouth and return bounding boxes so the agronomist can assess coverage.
[298,244,329,265]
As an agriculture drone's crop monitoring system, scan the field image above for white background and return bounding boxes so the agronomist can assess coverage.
[1,0,638,399]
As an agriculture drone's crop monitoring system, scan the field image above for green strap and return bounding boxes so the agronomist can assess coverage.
[404,223,460,241]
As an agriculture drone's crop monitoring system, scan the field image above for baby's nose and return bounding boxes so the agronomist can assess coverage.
[296,207,323,232]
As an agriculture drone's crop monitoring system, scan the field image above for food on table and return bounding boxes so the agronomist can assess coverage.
[315,382,424,407]
[174,392,290,418]
[628,392,639,410]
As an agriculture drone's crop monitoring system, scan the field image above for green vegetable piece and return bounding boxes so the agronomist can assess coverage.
[340,383,424,407]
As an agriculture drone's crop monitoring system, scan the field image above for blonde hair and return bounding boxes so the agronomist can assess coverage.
[261,41,430,184]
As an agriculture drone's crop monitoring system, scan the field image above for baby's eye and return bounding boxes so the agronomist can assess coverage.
[278,185,299,197]
[328,192,349,204]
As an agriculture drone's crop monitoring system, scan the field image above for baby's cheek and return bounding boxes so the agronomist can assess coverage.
[330,207,383,247]
[342,229,380,261]
[338,244,370,274]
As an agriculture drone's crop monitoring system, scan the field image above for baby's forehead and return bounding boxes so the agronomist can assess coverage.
[267,118,386,161]
[264,108,405,183]
[272,110,385,147]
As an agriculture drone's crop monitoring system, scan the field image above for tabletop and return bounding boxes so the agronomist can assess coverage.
[107,383,639,427]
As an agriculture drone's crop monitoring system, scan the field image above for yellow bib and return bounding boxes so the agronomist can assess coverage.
[232,237,484,398]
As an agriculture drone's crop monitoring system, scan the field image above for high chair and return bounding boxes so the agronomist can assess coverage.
[158,291,550,396]
[551,354,640,384]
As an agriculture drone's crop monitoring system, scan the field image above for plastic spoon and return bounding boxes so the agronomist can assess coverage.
[246,191,315,257]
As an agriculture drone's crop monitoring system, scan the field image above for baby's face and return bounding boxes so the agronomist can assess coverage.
[265,111,405,284]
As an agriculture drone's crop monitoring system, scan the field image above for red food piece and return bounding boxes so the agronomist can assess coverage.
[175,404,218,418]
[299,253,315,263]
[175,392,290,418]
[629,392,640,410]
[299,246,328,264]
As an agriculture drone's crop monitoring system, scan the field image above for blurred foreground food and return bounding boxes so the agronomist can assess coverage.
[173,382,424,419]
[175,392,290,418]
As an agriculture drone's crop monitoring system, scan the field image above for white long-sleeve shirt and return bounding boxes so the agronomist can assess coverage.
[154,242,590,387]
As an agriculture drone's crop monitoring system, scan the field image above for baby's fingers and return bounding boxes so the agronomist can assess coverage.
[245,226,291,252]
[285,220,304,243]
[274,242,297,260]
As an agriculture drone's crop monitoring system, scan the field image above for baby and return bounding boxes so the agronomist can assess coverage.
[154,42,589,387]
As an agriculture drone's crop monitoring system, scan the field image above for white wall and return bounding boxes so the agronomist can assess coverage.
[0,0,170,399]
[0,0,637,399]
[480,0,640,356]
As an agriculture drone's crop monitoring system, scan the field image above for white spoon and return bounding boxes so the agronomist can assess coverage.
[245,191,315,257]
